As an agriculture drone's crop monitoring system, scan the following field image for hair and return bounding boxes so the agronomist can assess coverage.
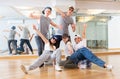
[69,6,74,12]
[42,7,52,14]
[49,35,58,44]
[62,33,71,43]
[11,26,16,30]
[49,39,57,49]
[62,33,69,39]
[49,39,54,45]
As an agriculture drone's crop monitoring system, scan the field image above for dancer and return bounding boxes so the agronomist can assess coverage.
[30,7,61,56]
[20,25,62,74]
[73,24,91,69]
[65,24,113,70]
[53,6,76,48]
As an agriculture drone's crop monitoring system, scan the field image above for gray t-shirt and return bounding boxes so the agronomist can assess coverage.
[37,15,51,38]
[56,13,74,35]
[21,27,30,39]
[8,29,16,40]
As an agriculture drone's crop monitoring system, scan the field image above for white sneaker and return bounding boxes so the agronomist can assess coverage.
[106,65,113,71]
[55,65,62,71]
[20,65,28,74]
[79,64,87,69]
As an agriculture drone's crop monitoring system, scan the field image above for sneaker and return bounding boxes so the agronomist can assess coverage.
[20,65,28,74]
[79,64,87,69]
[55,65,62,71]
[39,63,44,68]
[106,65,113,71]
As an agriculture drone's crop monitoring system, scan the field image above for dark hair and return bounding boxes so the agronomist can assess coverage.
[49,36,57,44]
[62,33,71,43]
[62,33,69,39]
[42,7,52,14]
[69,6,74,12]
[11,26,16,30]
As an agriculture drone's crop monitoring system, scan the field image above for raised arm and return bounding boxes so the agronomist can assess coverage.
[2,29,10,32]
[67,42,74,55]
[82,23,87,39]
[71,24,76,32]
[29,33,34,41]
[33,25,49,44]
[29,12,41,19]
[18,26,23,31]
[50,21,62,30]
[54,6,65,17]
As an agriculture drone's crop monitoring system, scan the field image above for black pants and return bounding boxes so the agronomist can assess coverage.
[8,40,17,54]
[60,56,78,69]
[17,39,33,54]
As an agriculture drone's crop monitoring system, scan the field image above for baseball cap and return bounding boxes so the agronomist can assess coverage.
[74,34,81,39]
[51,36,58,41]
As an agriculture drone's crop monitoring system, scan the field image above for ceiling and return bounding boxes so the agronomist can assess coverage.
[0,0,120,20]
[0,0,75,20]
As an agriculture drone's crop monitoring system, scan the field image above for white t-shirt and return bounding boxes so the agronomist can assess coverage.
[44,43,55,51]
[59,40,66,51]
[59,40,73,57]
[74,39,87,51]
[21,27,30,39]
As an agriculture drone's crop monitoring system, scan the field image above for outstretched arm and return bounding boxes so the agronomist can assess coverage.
[29,33,34,41]
[18,26,23,31]
[33,25,49,44]
[29,12,41,19]
[71,24,76,32]
[50,21,62,30]
[2,29,10,32]
[82,23,87,39]
[54,6,65,17]
[67,42,74,55]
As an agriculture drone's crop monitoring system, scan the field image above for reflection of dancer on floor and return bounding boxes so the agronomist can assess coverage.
[20,25,62,74]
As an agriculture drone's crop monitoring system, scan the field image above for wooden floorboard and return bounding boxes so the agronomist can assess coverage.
[0,49,120,79]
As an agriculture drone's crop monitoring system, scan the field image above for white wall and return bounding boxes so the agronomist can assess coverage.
[108,16,120,49]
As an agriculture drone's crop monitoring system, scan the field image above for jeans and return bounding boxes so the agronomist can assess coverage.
[35,36,44,56]
[8,40,17,54]
[70,47,105,68]
[17,39,33,53]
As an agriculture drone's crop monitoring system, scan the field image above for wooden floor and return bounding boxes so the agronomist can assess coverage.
[0,49,120,79]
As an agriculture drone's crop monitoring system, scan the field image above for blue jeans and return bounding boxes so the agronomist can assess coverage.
[70,47,105,68]
[35,36,44,56]
[17,39,33,53]
[8,40,17,54]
